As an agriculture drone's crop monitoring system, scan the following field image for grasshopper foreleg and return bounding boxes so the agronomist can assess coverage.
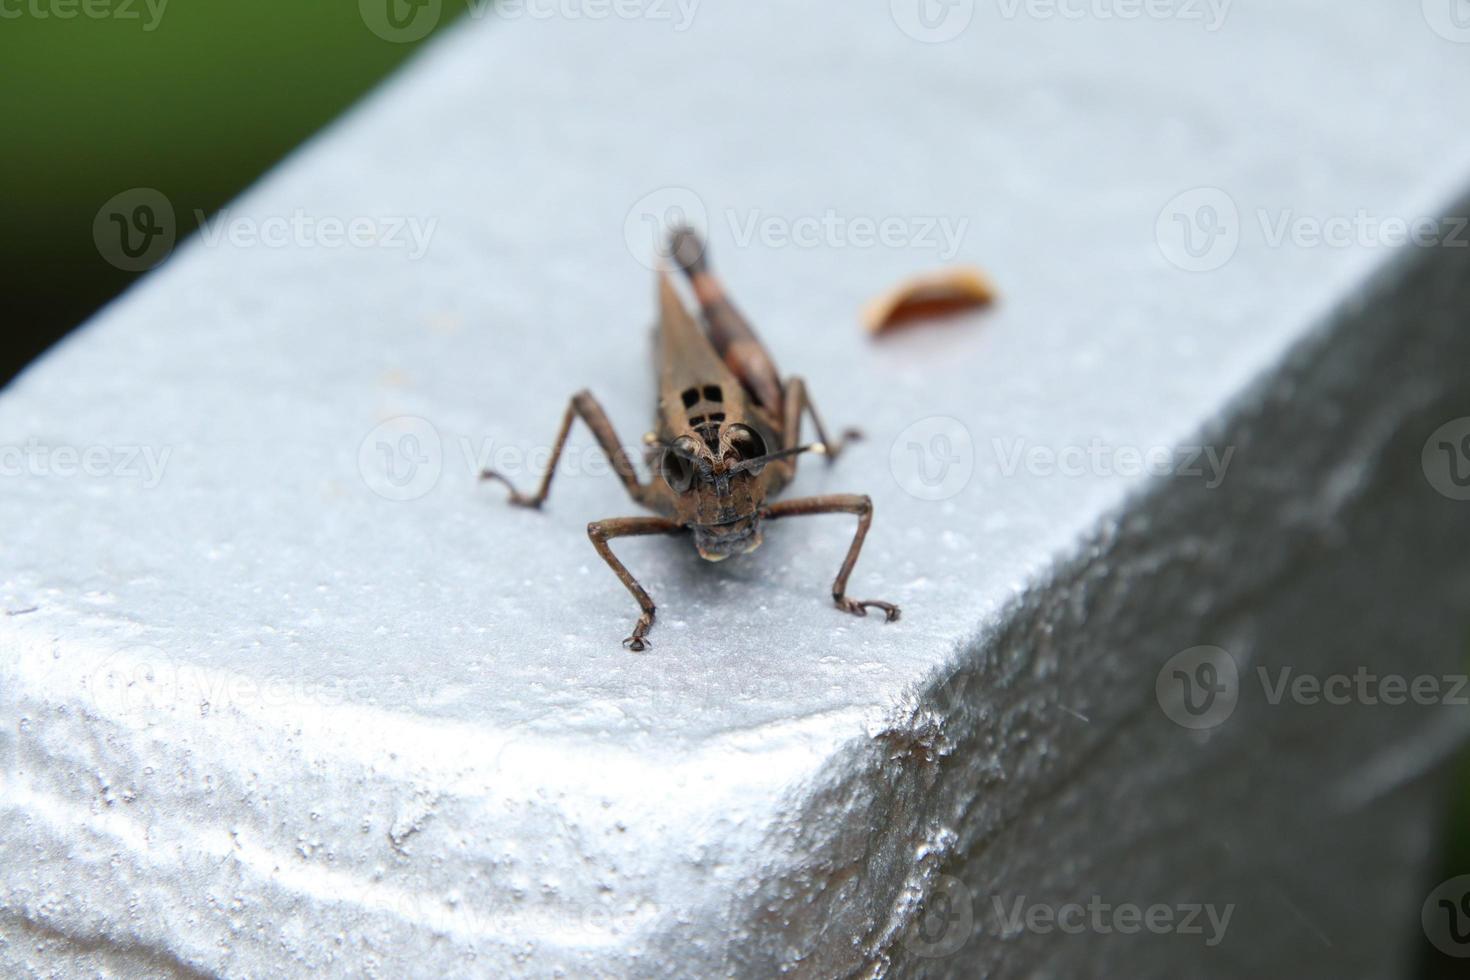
[481,389,649,509]
[587,516,684,651]
[762,494,900,622]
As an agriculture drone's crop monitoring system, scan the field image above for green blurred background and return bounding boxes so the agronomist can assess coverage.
[1,3,1467,974]
[0,0,463,382]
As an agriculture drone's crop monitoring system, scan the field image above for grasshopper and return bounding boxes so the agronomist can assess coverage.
[481,228,900,650]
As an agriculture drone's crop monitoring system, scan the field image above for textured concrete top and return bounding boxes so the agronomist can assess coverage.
[4,0,1470,975]
[8,0,1470,742]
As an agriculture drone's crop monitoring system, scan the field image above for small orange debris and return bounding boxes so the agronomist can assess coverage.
[863,266,997,334]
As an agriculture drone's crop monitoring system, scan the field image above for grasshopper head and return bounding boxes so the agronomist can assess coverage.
[657,425,774,560]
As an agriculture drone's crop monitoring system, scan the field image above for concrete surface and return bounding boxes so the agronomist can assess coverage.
[4,0,1470,976]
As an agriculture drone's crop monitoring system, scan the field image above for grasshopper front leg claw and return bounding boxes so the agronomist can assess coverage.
[588,517,680,652]
[835,596,901,622]
[622,616,655,652]
[479,470,543,509]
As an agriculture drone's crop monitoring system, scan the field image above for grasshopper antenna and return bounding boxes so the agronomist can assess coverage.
[728,443,826,475]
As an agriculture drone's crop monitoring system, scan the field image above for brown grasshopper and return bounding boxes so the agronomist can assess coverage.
[481,228,900,650]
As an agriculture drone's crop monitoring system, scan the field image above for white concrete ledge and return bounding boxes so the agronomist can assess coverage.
[5,1,1470,976]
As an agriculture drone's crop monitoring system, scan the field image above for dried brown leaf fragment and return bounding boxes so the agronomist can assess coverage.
[863,266,997,334]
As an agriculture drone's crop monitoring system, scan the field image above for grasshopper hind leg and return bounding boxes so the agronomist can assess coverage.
[780,377,864,472]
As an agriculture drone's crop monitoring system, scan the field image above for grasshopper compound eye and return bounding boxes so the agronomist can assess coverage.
[724,425,768,473]
[660,450,694,492]
[660,436,702,493]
